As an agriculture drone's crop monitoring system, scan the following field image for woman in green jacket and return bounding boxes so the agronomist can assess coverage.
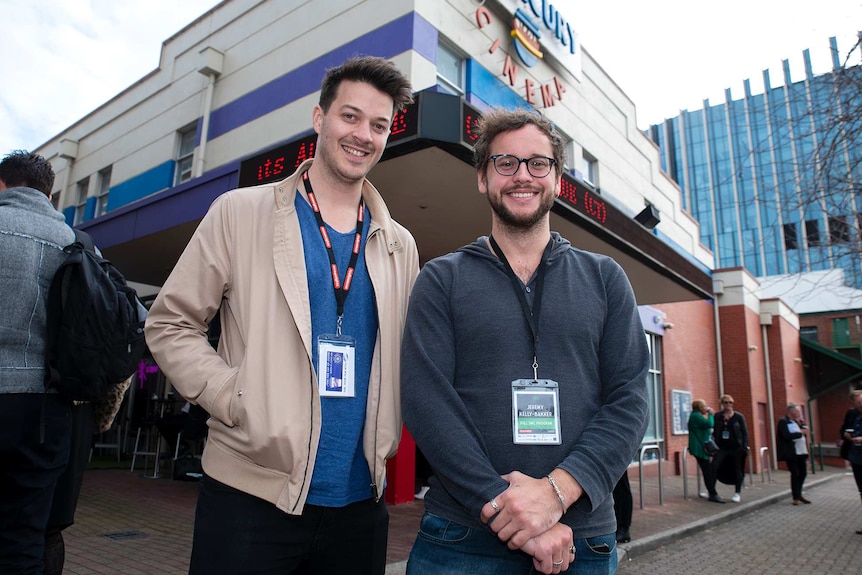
[688,399,725,503]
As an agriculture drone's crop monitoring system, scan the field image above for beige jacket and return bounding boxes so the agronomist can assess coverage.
[145,159,419,514]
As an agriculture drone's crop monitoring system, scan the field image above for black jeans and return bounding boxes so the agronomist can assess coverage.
[189,474,389,575]
[785,455,808,500]
[0,394,71,575]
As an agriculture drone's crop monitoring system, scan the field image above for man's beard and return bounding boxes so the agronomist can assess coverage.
[486,186,555,230]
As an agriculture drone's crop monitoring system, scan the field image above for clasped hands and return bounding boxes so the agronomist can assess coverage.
[480,470,580,574]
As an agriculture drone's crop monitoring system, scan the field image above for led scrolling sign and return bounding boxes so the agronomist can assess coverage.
[237,97,607,227]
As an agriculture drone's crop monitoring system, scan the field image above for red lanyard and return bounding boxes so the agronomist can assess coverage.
[302,172,364,332]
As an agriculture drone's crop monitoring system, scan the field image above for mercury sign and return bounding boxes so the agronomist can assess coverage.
[499,0,581,80]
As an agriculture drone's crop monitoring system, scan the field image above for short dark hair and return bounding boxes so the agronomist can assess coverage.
[473,108,566,177]
[318,56,414,116]
[0,150,55,197]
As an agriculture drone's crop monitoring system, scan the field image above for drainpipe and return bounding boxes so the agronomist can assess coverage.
[760,313,777,469]
[713,279,725,397]
[57,139,78,211]
[194,47,224,179]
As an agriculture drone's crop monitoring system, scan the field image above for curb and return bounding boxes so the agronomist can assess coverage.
[615,472,844,563]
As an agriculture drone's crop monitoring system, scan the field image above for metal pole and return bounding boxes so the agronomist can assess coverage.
[638,444,663,509]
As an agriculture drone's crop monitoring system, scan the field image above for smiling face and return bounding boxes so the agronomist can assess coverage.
[312,80,394,188]
[478,124,560,231]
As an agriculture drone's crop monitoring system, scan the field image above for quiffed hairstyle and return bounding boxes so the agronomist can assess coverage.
[319,56,414,115]
[0,150,55,197]
[472,108,566,176]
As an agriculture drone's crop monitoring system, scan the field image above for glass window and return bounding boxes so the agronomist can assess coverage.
[783,223,798,250]
[581,150,598,189]
[643,332,664,446]
[800,326,818,342]
[436,41,464,96]
[95,166,112,217]
[805,219,821,247]
[73,177,89,225]
[175,126,196,186]
[829,216,850,243]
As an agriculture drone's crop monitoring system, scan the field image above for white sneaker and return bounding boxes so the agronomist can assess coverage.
[414,486,430,500]
[699,491,709,499]
[731,493,741,503]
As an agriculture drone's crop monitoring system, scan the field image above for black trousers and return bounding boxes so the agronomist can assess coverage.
[785,454,808,499]
[613,473,632,529]
[0,394,71,575]
[189,474,389,575]
[696,456,718,496]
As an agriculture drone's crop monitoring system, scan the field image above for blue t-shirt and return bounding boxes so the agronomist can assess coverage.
[296,194,378,506]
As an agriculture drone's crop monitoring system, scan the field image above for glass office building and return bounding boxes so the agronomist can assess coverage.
[648,35,862,287]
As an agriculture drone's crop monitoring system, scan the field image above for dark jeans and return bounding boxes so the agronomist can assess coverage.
[189,474,389,575]
[696,456,718,496]
[613,473,632,529]
[785,455,808,499]
[850,461,862,494]
[0,394,71,575]
[407,511,617,575]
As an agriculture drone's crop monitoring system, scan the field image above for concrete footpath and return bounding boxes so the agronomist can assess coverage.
[63,462,850,574]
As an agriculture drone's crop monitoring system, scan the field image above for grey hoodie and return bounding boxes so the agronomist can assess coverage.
[402,232,649,539]
[0,187,75,393]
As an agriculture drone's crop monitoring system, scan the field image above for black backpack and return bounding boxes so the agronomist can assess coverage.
[45,229,148,401]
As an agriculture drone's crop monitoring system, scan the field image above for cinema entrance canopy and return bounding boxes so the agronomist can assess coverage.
[81,91,712,306]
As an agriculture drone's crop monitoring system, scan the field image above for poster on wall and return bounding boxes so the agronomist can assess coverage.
[671,390,692,435]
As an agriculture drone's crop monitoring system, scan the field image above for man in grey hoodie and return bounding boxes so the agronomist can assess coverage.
[0,150,75,574]
[402,109,649,575]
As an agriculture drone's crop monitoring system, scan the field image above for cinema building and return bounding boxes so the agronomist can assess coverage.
[34,0,827,501]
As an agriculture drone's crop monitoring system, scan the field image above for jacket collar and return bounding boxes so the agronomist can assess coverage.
[271,159,403,254]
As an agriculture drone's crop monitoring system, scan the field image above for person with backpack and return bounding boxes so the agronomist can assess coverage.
[0,150,75,574]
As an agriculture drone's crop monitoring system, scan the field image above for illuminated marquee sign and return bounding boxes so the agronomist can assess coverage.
[238,102,420,188]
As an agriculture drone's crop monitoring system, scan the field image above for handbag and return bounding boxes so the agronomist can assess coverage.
[704,436,720,456]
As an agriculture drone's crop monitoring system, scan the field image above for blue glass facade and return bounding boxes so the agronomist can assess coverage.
[650,37,862,287]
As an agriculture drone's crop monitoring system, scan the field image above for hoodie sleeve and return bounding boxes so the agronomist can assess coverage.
[553,258,650,513]
[401,260,510,522]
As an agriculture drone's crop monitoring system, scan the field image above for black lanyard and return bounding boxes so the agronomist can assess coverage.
[302,172,364,333]
[488,234,553,380]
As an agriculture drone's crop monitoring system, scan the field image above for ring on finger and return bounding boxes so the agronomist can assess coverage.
[490,498,499,512]
[552,560,564,567]
[569,544,576,555]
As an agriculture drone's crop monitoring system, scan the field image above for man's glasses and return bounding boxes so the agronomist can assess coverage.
[489,154,556,178]
[723,400,733,404]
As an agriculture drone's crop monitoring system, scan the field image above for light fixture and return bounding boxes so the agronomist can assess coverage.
[634,204,661,229]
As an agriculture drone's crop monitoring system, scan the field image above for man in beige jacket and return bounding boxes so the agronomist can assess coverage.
[145,56,418,575]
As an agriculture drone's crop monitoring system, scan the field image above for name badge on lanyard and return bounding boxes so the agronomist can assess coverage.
[317,335,356,397]
[512,379,561,445]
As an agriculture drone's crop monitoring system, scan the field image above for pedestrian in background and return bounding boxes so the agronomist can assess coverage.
[840,389,862,534]
[145,56,418,575]
[777,403,811,505]
[688,399,725,504]
[712,394,748,502]
[613,473,633,543]
[0,150,75,574]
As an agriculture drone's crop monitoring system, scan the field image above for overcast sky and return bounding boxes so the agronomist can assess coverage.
[1,0,860,155]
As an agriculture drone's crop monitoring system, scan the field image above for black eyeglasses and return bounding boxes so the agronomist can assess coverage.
[489,154,556,178]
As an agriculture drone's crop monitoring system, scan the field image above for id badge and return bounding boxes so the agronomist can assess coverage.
[317,335,355,398]
[511,379,561,445]
[721,430,730,440]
